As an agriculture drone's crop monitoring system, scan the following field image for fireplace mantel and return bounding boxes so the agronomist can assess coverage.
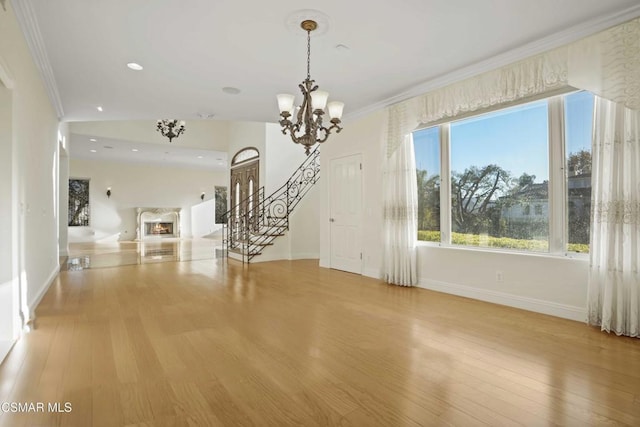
[136,207,181,240]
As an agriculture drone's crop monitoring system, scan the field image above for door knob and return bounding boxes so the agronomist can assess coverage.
[329,218,335,222]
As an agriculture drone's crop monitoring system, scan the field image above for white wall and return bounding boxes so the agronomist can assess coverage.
[416,247,588,319]
[319,110,385,277]
[288,183,320,259]
[191,198,222,237]
[319,109,589,321]
[0,2,60,340]
[58,123,70,256]
[264,123,308,194]
[0,64,16,358]
[69,159,226,242]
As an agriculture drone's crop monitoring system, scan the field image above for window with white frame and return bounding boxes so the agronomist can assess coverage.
[68,178,90,226]
[414,91,593,254]
[564,91,593,253]
[414,126,440,243]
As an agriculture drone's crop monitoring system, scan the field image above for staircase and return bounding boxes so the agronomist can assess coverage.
[222,147,320,263]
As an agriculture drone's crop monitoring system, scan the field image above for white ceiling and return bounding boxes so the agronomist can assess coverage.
[68,133,228,171]
[15,0,640,166]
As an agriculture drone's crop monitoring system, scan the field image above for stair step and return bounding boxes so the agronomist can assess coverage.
[251,232,284,237]
[248,241,274,247]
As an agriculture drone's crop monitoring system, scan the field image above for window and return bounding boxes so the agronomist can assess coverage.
[414,127,440,242]
[565,91,593,253]
[231,147,259,165]
[414,91,594,254]
[68,179,90,226]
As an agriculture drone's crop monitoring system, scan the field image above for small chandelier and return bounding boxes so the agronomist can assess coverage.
[156,119,186,142]
[277,20,344,155]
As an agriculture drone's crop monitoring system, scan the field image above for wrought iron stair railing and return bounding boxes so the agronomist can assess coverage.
[221,147,320,263]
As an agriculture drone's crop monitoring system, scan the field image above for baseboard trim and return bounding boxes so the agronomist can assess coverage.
[363,267,381,280]
[0,339,16,365]
[232,252,321,263]
[418,279,586,322]
[27,265,60,320]
[290,252,319,260]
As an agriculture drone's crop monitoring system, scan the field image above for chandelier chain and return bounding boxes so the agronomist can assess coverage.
[306,29,311,80]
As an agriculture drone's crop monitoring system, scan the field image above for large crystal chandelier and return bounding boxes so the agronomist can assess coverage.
[156,119,186,142]
[277,20,344,155]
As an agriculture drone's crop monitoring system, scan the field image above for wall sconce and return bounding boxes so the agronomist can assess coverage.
[200,192,205,201]
[106,187,112,198]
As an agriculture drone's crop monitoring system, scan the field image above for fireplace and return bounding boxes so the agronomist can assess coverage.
[145,222,174,236]
[136,208,181,240]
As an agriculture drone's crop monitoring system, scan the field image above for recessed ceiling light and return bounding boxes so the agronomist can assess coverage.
[222,87,241,95]
[197,155,203,159]
[89,138,97,142]
[132,149,139,152]
[90,149,97,153]
[97,106,103,112]
[127,62,144,71]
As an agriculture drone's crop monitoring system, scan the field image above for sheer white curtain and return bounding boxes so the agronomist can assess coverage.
[569,17,640,337]
[587,97,640,337]
[382,133,418,286]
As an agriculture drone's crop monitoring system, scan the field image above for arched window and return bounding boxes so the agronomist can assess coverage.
[231,147,259,166]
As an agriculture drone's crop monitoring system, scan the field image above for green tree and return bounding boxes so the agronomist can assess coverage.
[451,164,511,234]
[214,186,228,224]
[567,150,592,246]
[516,172,536,188]
[68,179,90,226]
[416,169,440,231]
[567,150,592,175]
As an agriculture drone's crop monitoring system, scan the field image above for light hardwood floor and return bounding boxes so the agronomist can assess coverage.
[1,258,639,426]
[63,238,222,270]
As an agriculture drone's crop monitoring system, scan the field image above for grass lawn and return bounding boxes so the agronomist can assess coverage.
[418,230,589,253]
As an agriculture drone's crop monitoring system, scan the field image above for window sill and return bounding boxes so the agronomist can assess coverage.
[416,240,589,261]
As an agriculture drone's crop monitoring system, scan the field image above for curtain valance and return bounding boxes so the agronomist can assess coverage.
[416,47,569,125]
[386,16,640,157]
[568,18,640,112]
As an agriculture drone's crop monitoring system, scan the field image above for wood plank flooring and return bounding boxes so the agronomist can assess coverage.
[1,258,639,426]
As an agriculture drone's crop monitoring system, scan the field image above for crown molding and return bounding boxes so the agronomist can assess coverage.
[346,3,640,122]
[10,0,64,119]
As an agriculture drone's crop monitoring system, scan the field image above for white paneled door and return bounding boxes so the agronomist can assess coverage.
[329,154,363,274]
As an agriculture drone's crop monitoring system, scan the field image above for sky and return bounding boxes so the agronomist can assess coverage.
[414,91,594,183]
